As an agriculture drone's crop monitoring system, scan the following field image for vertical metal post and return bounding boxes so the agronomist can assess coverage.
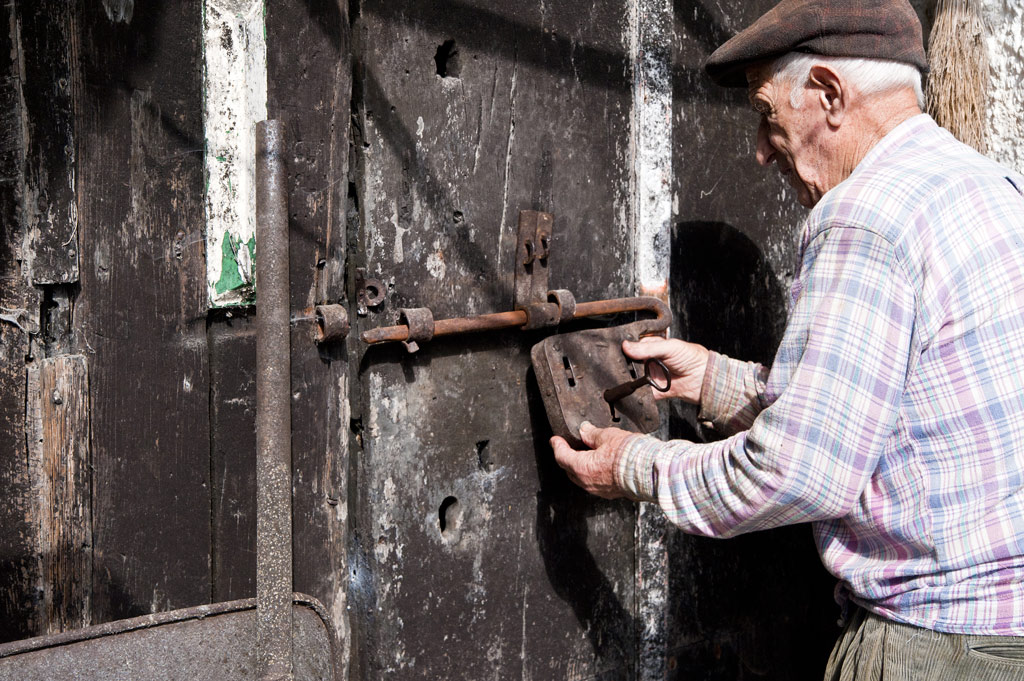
[255,119,293,681]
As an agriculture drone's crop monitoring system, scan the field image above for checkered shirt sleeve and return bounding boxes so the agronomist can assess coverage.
[695,352,770,436]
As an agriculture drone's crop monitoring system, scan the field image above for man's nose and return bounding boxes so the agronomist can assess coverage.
[755,118,775,166]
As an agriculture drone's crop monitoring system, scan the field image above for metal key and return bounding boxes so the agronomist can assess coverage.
[603,358,672,404]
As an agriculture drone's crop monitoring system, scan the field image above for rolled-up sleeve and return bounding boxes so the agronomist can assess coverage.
[616,226,917,537]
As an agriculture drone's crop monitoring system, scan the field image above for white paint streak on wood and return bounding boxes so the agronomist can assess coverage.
[628,3,673,680]
[204,0,267,307]
[331,369,352,681]
[496,55,518,288]
[629,0,673,300]
[981,0,1024,174]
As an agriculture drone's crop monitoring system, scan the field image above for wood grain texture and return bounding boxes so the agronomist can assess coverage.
[72,0,212,623]
[265,0,352,671]
[16,0,78,285]
[209,315,257,603]
[0,0,42,645]
[26,355,91,634]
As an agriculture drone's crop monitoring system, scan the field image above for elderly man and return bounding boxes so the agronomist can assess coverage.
[551,0,1024,678]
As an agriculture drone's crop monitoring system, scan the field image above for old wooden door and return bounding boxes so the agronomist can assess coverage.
[0,0,352,655]
[344,2,645,678]
[0,0,864,679]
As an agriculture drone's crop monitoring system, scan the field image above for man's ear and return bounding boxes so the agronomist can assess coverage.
[808,64,844,127]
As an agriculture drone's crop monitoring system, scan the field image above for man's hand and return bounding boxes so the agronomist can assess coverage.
[622,337,709,404]
[551,422,634,499]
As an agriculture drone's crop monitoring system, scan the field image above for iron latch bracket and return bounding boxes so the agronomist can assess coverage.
[513,210,553,310]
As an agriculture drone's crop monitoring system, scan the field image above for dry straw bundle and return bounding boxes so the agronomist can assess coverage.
[926,0,989,153]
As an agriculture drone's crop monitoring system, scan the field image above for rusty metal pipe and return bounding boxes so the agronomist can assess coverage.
[361,310,526,344]
[255,120,293,681]
[360,296,670,346]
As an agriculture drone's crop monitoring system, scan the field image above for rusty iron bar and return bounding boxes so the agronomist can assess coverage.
[255,120,293,681]
[360,295,670,346]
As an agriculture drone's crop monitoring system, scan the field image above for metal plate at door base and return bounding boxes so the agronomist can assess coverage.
[0,594,337,681]
[532,325,661,449]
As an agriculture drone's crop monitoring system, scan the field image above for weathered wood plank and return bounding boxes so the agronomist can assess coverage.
[0,0,41,645]
[15,0,78,285]
[209,315,257,602]
[72,1,212,622]
[350,1,637,678]
[266,0,352,670]
[26,355,91,634]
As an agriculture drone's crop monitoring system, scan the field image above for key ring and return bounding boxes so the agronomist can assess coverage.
[645,358,672,393]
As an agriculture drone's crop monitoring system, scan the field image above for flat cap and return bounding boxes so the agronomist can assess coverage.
[705,0,927,87]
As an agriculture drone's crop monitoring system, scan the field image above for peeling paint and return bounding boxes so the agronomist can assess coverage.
[203,0,267,307]
[982,0,1024,173]
[628,3,673,680]
[425,240,446,280]
[628,0,673,300]
[213,232,256,296]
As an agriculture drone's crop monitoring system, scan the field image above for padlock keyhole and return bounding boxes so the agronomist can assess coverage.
[562,356,576,387]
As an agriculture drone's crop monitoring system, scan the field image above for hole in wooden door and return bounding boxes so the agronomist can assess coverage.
[434,39,461,78]
[439,496,462,542]
[476,440,492,471]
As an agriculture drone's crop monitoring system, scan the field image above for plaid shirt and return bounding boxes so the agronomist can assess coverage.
[617,115,1024,635]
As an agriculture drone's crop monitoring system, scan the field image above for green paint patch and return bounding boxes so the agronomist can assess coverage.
[214,233,256,301]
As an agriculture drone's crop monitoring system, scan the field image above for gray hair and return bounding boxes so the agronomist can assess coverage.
[769,53,925,111]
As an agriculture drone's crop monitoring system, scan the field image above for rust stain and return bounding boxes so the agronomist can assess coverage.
[638,280,668,303]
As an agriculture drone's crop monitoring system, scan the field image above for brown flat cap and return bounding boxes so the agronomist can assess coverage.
[705,0,927,87]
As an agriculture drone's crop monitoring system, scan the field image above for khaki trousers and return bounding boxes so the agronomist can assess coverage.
[825,607,1024,681]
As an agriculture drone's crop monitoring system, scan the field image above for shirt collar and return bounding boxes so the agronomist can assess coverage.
[847,113,937,181]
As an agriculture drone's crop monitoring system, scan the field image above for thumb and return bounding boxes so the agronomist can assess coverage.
[579,421,603,449]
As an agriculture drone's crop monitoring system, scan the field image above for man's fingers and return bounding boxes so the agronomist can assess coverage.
[622,338,675,362]
[550,436,578,471]
[551,437,587,488]
[550,431,625,500]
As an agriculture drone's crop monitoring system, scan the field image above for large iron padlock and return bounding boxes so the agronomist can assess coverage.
[532,322,666,449]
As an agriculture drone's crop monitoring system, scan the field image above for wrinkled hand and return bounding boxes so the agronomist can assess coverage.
[622,337,709,404]
[551,422,634,499]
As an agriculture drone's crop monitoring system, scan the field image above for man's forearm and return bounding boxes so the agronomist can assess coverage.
[696,351,770,436]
